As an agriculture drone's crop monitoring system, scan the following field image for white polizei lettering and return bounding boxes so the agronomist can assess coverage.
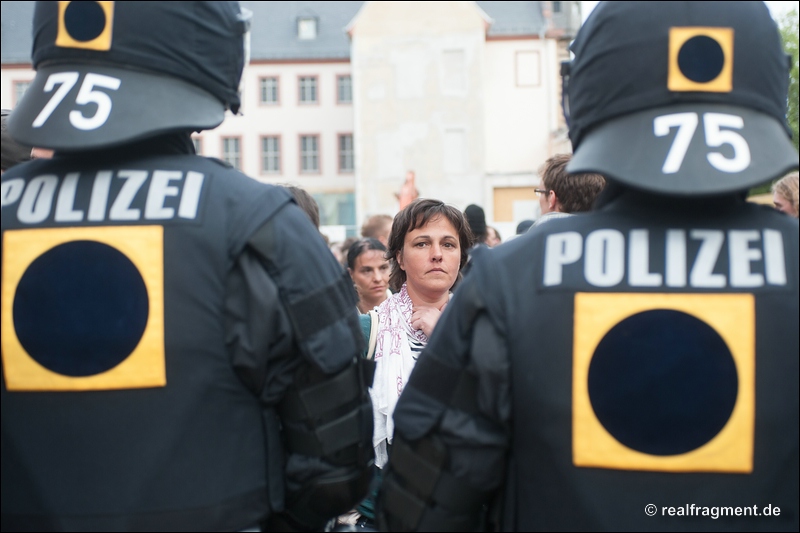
[628,229,662,286]
[728,230,764,287]
[689,230,726,288]
[541,227,788,290]
[109,170,147,221]
[1,178,24,207]
[18,175,58,224]
[543,231,583,286]
[178,171,204,219]
[585,229,625,287]
[54,173,84,222]
[145,170,182,219]
[763,230,787,285]
[665,229,687,287]
[87,171,113,221]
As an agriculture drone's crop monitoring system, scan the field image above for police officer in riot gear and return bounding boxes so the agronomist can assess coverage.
[1,2,373,531]
[378,2,798,531]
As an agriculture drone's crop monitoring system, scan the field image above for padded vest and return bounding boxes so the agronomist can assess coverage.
[477,197,799,531]
[1,155,291,531]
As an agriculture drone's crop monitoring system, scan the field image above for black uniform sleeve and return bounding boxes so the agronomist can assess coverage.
[379,255,511,531]
[224,201,374,531]
[225,245,301,405]
[442,310,511,488]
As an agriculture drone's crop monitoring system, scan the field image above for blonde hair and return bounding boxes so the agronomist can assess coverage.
[772,172,799,218]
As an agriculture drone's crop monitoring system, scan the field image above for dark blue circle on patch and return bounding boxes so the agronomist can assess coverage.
[13,240,149,377]
[64,2,106,42]
[678,35,725,83]
[588,309,737,456]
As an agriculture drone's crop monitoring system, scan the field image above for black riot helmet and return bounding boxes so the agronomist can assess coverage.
[564,1,798,196]
[8,1,251,152]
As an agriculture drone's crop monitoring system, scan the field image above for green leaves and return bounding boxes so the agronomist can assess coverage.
[750,6,798,196]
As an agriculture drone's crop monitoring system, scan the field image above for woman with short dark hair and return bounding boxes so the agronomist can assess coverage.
[372,198,473,464]
[352,198,473,528]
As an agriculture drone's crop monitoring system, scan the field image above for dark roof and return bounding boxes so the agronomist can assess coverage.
[243,1,363,61]
[1,1,35,64]
[477,1,546,37]
[2,1,547,65]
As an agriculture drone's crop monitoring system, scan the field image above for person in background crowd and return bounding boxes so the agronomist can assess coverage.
[772,171,798,218]
[336,238,391,529]
[516,219,534,235]
[362,213,393,248]
[463,204,488,246]
[1,109,31,173]
[30,147,54,160]
[347,238,391,314]
[534,152,605,227]
[461,204,489,276]
[354,199,472,529]
[329,241,345,264]
[338,236,360,270]
[485,225,502,247]
[280,183,321,228]
[2,3,374,531]
[373,198,472,465]
[378,2,798,531]
[397,170,420,210]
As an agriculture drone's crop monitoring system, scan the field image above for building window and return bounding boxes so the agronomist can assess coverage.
[339,134,354,173]
[442,50,466,94]
[261,136,281,174]
[298,17,317,40]
[313,191,356,231]
[222,137,241,170]
[300,135,319,173]
[337,75,352,104]
[553,1,562,14]
[260,77,279,105]
[191,137,203,155]
[299,76,318,104]
[13,81,31,106]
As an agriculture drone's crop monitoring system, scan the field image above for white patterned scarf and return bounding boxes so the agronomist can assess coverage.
[370,283,428,467]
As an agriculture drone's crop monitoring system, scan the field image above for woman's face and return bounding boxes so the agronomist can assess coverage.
[397,215,461,298]
[349,249,390,303]
[773,192,798,217]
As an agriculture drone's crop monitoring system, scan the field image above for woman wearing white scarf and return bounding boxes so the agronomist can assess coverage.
[345,199,473,529]
[370,199,474,468]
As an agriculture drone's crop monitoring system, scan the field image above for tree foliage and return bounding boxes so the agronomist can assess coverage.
[750,6,798,196]
[779,7,799,153]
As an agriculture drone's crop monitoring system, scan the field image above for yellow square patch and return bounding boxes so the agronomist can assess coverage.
[573,292,754,473]
[668,27,734,93]
[2,226,165,391]
[56,1,115,51]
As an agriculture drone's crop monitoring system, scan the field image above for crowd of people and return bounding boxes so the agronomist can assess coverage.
[1,1,798,532]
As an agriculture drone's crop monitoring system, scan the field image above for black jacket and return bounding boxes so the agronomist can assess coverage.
[1,136,366,531]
